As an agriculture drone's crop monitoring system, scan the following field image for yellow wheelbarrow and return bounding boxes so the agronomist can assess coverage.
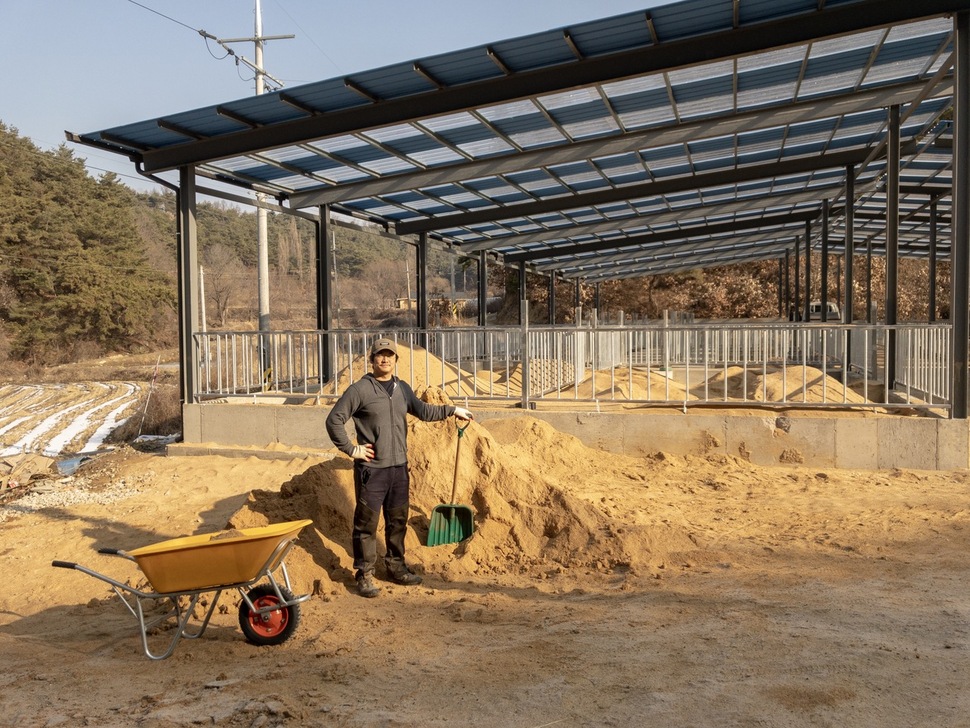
[52,519,314,660]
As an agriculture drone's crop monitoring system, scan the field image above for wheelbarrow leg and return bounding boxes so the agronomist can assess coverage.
[135,590,221,661]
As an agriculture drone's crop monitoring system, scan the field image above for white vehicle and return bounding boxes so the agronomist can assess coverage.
[808,301,841,321]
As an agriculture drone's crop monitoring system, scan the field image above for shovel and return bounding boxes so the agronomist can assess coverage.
[427,421,474,546]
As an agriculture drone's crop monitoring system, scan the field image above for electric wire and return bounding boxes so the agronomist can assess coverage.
[123,0,198,33]
[270,0,343,79]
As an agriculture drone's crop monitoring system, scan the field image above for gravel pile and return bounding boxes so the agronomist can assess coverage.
[0,476,141,524]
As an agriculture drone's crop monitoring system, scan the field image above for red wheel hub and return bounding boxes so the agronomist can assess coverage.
[247,595,288,637]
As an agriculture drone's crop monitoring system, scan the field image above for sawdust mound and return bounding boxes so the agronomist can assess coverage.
[755,365,868,404]
[568,367,694,401]
[330,342,493,400]
[698,365,869,405]
[697,366,749,399]
[229,388,696,591]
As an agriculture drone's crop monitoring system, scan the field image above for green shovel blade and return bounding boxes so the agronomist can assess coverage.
[427,503,474,546]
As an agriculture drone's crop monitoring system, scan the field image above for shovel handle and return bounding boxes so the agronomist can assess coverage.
[450,422,469,503]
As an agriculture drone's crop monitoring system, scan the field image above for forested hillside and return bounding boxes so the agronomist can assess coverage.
[0,122,946,370]
[0,124,176,366]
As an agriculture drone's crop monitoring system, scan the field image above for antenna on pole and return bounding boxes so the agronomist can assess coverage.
[215,0,293,381]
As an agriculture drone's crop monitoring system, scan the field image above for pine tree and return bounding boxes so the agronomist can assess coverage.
[0,124,176,364]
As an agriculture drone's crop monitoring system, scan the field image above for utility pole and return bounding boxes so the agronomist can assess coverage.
[216,1,293,375]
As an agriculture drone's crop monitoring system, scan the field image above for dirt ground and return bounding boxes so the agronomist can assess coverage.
[1,401,969,728]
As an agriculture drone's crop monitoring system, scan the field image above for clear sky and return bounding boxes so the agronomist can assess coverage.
[2,0,661,193]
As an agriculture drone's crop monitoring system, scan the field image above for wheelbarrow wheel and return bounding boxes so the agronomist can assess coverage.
[238,584,300,646]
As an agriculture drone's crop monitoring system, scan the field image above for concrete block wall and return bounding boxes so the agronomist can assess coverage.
[181,402,970,471]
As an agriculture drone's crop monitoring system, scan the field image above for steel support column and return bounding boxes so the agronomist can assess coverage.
[177,166,200,405]
[518,261,527,325]
[784,249,791,319]
[417,234,429,343]
[929,200,938,323]
[548,275,556,325]
[866,238,874,323]
[316,205,333,381]
[821,199,830,321]
[478,251,488,327]
[886,104,900,387]
[794,239,801,320]
[843,166,855,324]
[952,11,970,419]
[777,258,784,317]
[836,256,842,310]
[803,222,812,322]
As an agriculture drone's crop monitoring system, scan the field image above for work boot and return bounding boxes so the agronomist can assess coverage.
[388,568,423,586]
[356,572,381,598]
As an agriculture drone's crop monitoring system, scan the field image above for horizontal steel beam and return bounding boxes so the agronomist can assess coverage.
[460,185,852,253]
[137,0,969,173]
[399,148,873,236]
[288,79,944,209]
[504,209,823,264]
[538,228,805,272]
[563,241,793,281]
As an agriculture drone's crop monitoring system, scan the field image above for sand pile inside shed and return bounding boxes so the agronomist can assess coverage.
[698,365,750,400]
[568,366,694,401]
[330,342,495,399]
[228,388,698,592]
[755,365,869,404]
[698,365,871,405]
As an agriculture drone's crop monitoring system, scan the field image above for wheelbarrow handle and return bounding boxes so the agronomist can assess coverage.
[52,560,77,570]
[97,547,136,561]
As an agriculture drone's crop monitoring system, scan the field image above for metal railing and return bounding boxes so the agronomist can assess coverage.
[193,322,951,412]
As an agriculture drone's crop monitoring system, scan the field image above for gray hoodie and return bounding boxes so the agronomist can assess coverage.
[325,374,455,468]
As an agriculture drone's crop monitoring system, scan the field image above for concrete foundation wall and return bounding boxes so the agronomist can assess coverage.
[181,402,970,471]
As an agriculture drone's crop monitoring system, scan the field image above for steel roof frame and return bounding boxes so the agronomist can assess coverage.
[69,0,968,282]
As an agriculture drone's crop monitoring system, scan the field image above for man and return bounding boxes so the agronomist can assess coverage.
[325,337,473,598]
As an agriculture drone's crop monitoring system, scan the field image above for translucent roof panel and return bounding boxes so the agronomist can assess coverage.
[72,0,962,281]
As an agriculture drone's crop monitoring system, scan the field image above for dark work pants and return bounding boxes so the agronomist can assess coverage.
[352,462,411,579]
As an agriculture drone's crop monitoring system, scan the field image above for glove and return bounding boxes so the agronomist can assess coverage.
[454,406,473,421]
[351,444,374,461]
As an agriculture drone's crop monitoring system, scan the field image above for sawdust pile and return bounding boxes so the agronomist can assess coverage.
[329,343,494,399]
[699,365,868,404]
[325,342,882,407]
[230,388,698,593]
[569,366,693,401]
[756,365,869,404]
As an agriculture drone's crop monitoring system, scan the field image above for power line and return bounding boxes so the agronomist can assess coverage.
[125,0,331,88]
[271,0,343,79]
[123,0,199,33]
[121,0,274,80]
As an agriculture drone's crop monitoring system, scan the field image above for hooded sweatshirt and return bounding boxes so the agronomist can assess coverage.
[325,374,455,468]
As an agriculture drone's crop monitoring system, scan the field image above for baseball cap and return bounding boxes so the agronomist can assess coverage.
[369,337,398,358]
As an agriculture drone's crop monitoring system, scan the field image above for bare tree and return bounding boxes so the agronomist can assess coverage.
[203,243,246,327]
[361,259,407,310]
